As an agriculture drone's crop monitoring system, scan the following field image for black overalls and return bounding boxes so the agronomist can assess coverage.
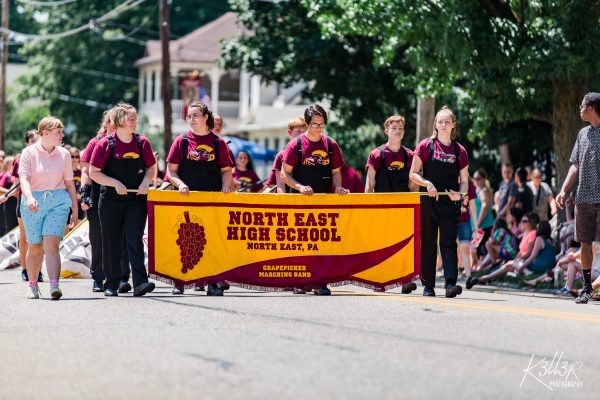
[374,145,410,192]
[98,134,149,291]
[176,133,221,287]
[420,138,462,289]
[287,136,333,194]
[178,133,222,192]
[88,137,131,285]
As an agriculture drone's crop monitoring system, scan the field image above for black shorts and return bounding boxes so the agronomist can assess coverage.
[575,203,600,243]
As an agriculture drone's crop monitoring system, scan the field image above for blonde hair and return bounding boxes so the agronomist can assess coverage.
[110,102,137,128]
[384,115,405,130]
[432,106,458,140]
[37,116,64,134]
[288,116,307,130]
[97,109,114,136]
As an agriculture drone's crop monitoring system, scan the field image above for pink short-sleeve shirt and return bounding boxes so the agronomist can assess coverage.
[18,142,74,191]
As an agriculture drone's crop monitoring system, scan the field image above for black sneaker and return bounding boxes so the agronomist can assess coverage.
[314,287,331,296]
[401,282,417,294]
[172,286,184,295]
[466,277,478,290]
[104,288,118,297]
[21,269,28,281]
[194,284,205,291]
[445,285,463,298]
[133,282,155,297]
[207,284,223,296]
[118,281,132,293]
[575,289,592,304]
[218,282,230,291]
[293,287,306,294]
[93,280,103,292]
[37,272,44,282]
[423,287,436,297]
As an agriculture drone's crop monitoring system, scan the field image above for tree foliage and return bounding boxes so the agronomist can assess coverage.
[13,0,229,148]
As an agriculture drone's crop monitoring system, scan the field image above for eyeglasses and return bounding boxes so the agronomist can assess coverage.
[126,116,138,122]
[186,113,203,121]
[309,122,326,129]
[71,155,80,159]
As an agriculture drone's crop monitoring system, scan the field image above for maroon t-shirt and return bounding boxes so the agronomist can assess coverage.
[166,131,232,169]
[340,165,364,193]
[11,160,19,179]
[266,150,285,186]
[90,133,156,170]
[73,169,82,191]
[283,134,344,170]
[233,169,262,192]
[81,135,105,163]
[414,138,469,170]
[459,180,477,224]
[366,144,414,172]
[0,172,14,189]
[227,148,235,168]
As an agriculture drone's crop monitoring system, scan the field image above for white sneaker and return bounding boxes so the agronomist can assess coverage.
[50,284,62,300]
[27,285,41,299]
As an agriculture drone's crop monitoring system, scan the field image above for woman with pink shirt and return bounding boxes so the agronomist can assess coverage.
[0,130,40,282]
[18,117,78,300]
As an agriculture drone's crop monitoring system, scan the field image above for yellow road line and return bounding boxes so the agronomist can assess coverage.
[333,290,600,324]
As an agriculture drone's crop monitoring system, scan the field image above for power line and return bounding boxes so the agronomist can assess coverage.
[58,93,112,109]
[1,0,148,42]
[17,0,78,6]
[9,52,138,82]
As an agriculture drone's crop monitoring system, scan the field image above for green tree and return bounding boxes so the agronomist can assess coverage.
[306,0,600,185]
[222,0,416,131]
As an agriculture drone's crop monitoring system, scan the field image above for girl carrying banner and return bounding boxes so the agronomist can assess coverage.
[90,103,156,297]
[19,117,78,300]
[166,102,234,296]
[81,111,133,293]
[281,104,349,296]
[409,106,469,298]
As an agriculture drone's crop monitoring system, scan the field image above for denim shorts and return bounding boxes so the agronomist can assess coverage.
[457,221,472,243]
[20,190,71,244]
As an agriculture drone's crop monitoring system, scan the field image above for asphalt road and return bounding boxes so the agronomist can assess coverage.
[1,268,598,400]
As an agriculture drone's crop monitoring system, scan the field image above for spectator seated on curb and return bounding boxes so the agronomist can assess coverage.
[473,218,518,275]
[553,242,600,298]
[468,221,556,289]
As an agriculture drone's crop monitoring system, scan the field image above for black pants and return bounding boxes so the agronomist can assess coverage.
[99,195,147,291]
[88,204,131,283]
[3,196,19,234]
[420,196,460,289]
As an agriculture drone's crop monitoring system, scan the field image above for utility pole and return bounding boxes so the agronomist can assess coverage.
[0,0,9,151]
[160,0,172,156]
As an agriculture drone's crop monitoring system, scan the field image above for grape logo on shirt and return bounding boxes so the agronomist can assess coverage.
[122,152,140,159]
[303,150,330,166]
[388,161,405,170]
[238,177,252,185]
[176,211,207,274]
[188,144,215,162]
[433,150,456,164]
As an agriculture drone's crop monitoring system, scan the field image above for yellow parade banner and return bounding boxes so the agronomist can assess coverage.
[148,191,421,291]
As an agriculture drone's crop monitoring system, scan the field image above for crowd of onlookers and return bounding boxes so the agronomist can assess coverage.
[451,162,599,298]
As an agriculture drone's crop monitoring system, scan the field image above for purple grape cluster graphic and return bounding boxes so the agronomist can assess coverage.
[176,211,206,273]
